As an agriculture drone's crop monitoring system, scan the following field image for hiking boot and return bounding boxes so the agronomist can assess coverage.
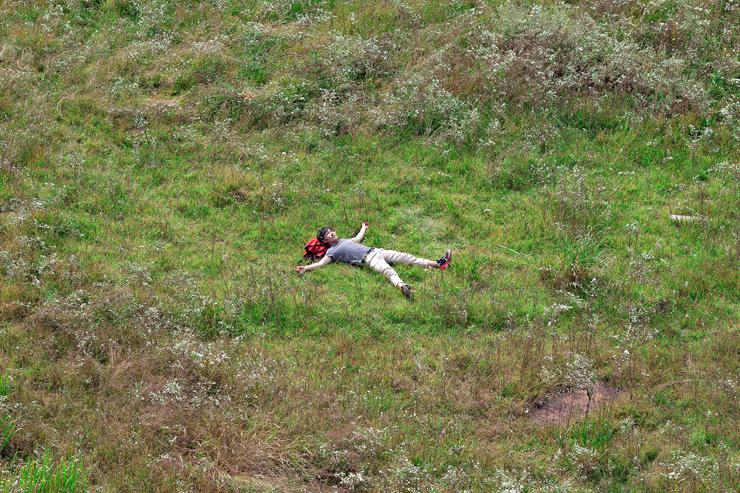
[401,283,414,300]
[437,250,452,270]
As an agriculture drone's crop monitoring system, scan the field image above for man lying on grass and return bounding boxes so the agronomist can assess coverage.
[296,221,451,300]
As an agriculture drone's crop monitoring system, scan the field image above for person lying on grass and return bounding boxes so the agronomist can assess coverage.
[295,221,451,299]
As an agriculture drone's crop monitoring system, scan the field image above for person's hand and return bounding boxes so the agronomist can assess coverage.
[296,265,306,274]
[363,221,369,227]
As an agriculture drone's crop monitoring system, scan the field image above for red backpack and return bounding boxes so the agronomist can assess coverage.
[304,238,328,260]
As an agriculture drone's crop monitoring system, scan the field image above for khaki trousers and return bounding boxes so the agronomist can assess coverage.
[364,249,431,286]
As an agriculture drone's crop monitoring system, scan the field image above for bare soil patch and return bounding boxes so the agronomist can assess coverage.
[531,381,621,426]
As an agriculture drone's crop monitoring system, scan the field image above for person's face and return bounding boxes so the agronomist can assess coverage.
[323,229,338,244]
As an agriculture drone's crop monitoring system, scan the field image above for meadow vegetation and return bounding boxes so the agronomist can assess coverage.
[1,0,740,490]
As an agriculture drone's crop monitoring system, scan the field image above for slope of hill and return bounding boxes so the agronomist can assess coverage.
[1,0,740,490]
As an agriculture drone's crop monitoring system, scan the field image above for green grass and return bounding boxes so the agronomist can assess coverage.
[0,413,14,456]
[2,453,87,493]
[1,0,740,490]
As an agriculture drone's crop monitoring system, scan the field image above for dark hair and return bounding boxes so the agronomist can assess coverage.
[316,227,334,243]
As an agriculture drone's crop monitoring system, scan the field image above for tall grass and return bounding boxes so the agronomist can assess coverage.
[1,453,87,493]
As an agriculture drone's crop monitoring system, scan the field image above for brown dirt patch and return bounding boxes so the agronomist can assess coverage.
[530,381,621,426]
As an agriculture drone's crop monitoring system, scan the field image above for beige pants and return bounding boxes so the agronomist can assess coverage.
[364,249,431,286]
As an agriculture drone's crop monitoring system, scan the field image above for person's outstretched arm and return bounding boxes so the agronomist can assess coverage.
[351,222,369,243]
[296,255,332,274]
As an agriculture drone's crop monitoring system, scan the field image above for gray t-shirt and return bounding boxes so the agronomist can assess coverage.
[325,239,373,265]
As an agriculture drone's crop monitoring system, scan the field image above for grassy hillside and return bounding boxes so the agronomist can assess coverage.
[1,0,740,490]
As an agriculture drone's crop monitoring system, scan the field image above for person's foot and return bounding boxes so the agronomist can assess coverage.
[437,250,452,270]
[400,283,414,300]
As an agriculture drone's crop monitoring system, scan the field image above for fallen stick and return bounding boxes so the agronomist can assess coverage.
[669,214,701,222]
[668,204,702,222]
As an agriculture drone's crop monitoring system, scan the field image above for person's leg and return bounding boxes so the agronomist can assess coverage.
[364,248,449,299]
[364,249,404,286]
[378,249,437,268]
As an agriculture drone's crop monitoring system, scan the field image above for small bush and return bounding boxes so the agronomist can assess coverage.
[372,73,478,141]
[243,78,319,129]
[307,34,398,87]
